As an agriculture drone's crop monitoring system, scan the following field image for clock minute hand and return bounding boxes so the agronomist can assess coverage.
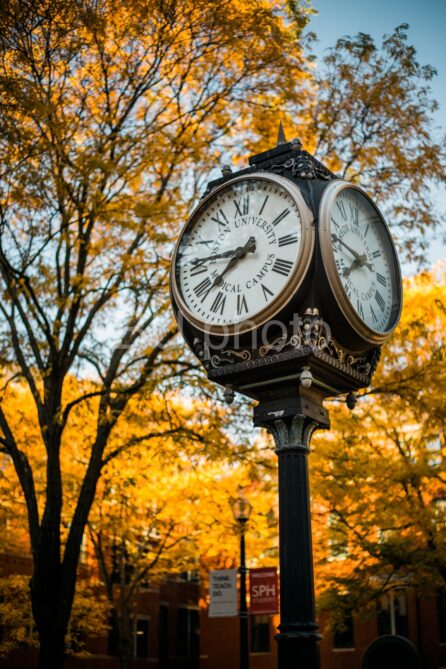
[332,234,362,261]
[190,249,238,265]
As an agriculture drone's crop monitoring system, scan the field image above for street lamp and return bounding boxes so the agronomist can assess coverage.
[232,491,252,669]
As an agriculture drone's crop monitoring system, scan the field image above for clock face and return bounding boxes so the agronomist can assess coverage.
[171,174,314,335]
[319,182,402,343]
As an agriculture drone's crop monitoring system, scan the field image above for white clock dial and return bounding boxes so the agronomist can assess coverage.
[171,174,314,335]
[319,182,401,343]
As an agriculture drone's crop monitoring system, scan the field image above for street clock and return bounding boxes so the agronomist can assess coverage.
[170,136,402,406]
[169,133,404,669]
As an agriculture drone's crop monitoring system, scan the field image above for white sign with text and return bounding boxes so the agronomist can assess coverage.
[209,569,238,618]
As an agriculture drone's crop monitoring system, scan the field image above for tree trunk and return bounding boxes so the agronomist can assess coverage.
[31,526,68,669]
[38,627,66,669]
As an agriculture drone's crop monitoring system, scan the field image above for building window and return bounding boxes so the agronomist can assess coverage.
[328,513,348,560]
[333,611,354,649]
[134,618,149,658]
[178,607,199,666]
[108,615,120,657]
[437,590,446,643]
[159,605,169,668]
[250,615,270,653]
[377,593,409,638]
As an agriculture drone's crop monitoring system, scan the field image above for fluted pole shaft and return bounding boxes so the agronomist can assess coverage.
[267,414,322,669]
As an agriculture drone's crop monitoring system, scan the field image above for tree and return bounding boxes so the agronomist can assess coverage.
[296,25,446,263]
[0,370,276,665]
[311,269,446,623]
[0,575,108,658]
[87,395,237,669]
[0,2,312,666]
[86,393,280,669]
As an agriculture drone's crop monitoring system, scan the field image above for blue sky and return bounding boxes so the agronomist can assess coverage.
[307,0,446,274]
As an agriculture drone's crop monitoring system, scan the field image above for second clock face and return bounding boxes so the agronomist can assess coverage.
[171,174,314,334]
[319,182,402,343]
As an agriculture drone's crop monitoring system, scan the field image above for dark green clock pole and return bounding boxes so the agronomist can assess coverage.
[255,398,329,669]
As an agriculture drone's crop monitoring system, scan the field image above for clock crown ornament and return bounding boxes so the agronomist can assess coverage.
[170,131,402,413]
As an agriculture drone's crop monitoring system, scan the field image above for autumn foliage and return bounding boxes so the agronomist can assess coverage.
[0,0,444,665]
[312,268,446,622]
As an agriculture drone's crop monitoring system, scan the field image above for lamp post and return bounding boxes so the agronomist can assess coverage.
[232,492,252,669]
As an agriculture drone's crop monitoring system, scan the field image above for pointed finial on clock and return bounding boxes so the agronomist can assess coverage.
[276,121,287,146]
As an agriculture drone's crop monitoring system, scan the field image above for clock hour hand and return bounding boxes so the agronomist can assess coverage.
[343,253,374,277]
[212,236,256,288]
[343,258,361,277]
[333,234,374,274]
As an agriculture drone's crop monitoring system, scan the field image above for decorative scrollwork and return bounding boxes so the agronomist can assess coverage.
[194,308,378,381]
[259,334,289,357]
[346,353,371,376]
[318,337,377,376]
[210,349,251,367]
[270,150,336,181]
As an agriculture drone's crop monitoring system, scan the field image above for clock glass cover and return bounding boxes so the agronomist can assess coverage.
[171,173,314,335]
[319,182,402,342]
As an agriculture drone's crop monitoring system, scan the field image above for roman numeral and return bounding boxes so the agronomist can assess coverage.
[193,277,212,299]
[364,224,370,237]
[332,233,341,247]
[376,273,387,287]
[271,208,290,227]
[357,300,364,320]
[259,195,269,216]
[237,294,248,315]
[278,233,298,247]
[375,290,385,311]
[331,216,340,230]
[190,263,207,277]
[261,284,274,301]
[370,304,378,323]
[272,258,293,277]
[234,196,249,217]
[337,200,347,221]
[210,209,229,228]
[210,291,226,315]
[197,239,214,248]
[371,250,381,259]
[349,204,359,226]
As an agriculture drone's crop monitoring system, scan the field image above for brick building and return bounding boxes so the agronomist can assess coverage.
[1,549,446,669]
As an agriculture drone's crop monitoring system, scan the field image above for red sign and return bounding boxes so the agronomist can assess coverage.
[249,567,279,615]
